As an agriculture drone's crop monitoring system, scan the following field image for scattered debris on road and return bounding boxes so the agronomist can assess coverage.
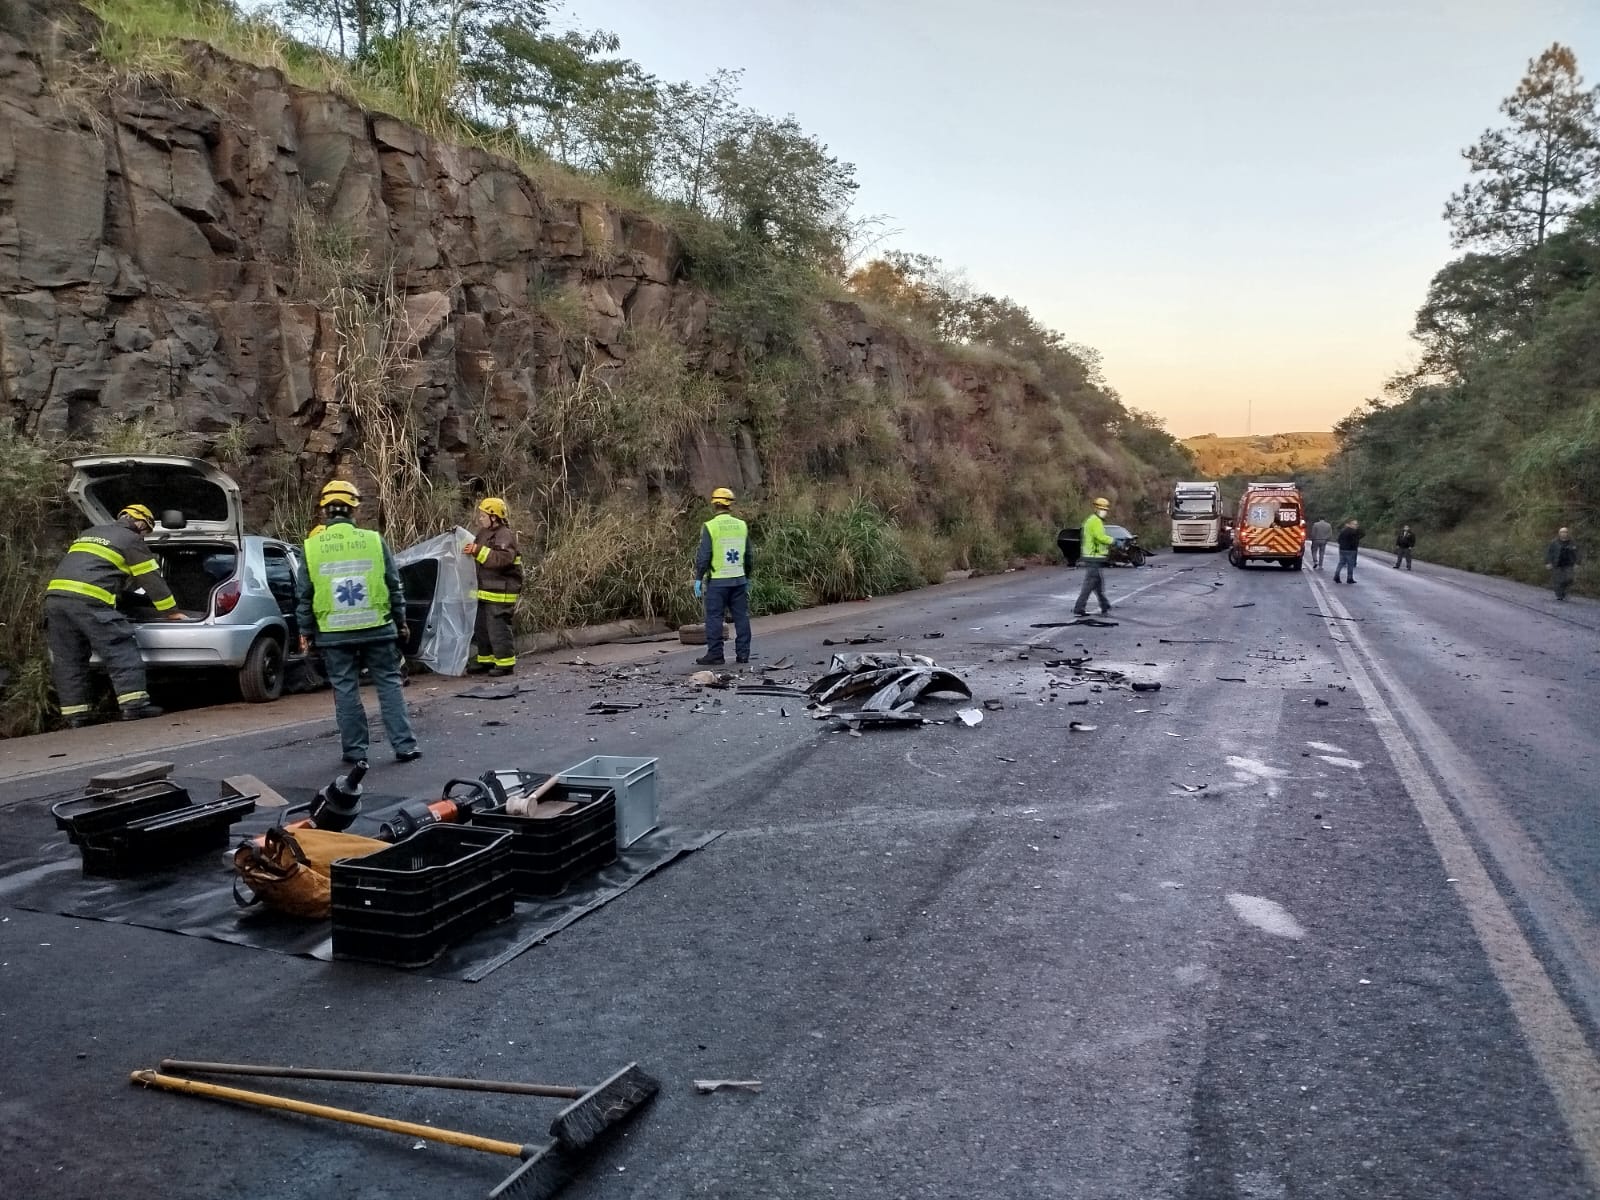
[956,709,984,727]
[822,633,885,646]
[1216,676,1247,683]
[694,1079,763,1095]
[689,670,735,689]
[1068,721,1097,732]
[588,700,643,714]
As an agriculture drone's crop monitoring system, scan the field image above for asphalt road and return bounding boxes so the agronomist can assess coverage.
[1,552,1597,1199]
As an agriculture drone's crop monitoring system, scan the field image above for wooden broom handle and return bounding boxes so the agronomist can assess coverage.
[130,1071,532,1159]
[158,1059,583,1099]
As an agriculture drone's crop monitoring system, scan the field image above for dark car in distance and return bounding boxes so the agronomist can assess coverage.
[1056,524,1148,567]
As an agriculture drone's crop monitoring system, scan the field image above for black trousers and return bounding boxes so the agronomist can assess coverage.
[473,600,517,668]
[45,596,150,716]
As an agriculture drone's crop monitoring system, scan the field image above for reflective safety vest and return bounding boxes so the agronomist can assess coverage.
[705,513,748,580]
[47,521,177,611]
[1081,513,1113,561]
[304,524,390,633]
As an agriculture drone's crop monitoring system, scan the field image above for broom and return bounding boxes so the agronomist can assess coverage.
[157,1058,659,1151]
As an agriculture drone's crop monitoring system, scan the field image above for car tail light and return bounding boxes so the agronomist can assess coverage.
[214,579,242,617]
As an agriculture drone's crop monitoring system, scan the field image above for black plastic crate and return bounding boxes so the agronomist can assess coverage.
[52,781,192,844]
[78,796,256,877]
[330,825,514,967]
[469,786,618,898]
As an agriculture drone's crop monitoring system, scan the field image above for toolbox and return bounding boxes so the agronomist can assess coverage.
[76,795,257,877]
[469,784,618,898]
[330,825,514,968]
[51,781,193,845]
[556,756,659,848]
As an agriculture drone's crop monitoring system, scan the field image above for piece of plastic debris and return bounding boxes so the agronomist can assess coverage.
[694,1079,764,1094]
[1069,721,1097,732]
[956,708,984,727]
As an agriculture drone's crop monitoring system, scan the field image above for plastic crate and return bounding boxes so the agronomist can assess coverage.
[330,825,513,968]
[78,796,256,877]
[469,784,618,898]
[52,781,192,844]
[557,756,658,848]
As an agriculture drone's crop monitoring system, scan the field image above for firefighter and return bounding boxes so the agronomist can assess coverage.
[45,502,181,726]
[1074,496,1114,617]
[464,497,522,676]
[693,487,753,665]
[296,481,421,764]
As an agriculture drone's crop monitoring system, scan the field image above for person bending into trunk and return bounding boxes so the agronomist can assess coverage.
[464,497,522,676]
[45,502,181,727]
[296,480,420,764]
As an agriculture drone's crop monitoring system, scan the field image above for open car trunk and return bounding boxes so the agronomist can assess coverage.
[118,543,238,620]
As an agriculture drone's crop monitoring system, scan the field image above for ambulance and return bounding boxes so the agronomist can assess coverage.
[1227,481,1306,570]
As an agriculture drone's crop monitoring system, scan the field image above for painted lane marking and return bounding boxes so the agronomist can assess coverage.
[1226,893,1308,940]
[1308,571,1600,1190]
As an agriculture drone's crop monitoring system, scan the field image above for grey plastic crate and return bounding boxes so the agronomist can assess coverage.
[556,755,658,848]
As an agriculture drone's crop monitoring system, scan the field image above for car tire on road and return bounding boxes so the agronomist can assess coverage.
[239,634,285,703]
[1129,548,1147,567]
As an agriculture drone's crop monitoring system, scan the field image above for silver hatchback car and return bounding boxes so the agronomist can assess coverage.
[68,455,309,702]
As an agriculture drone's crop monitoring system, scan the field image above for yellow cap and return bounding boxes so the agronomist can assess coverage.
[319,480,361,508]
[1093,497,1110,509]
[119,503,155,526]
[477,497,508,521]
[711,487,735,507]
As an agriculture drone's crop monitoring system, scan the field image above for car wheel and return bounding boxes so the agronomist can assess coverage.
[1290,557,1304,571]
[240,634,286,702]
[1129,548,1147,567]
[1229,548,1246,569]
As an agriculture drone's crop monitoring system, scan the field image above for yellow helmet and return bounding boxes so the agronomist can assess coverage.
[477,497,509,521]
[710,487,735,508]
[319,479,361,509]
[119,503,155,526]
[1093,497,1111,509]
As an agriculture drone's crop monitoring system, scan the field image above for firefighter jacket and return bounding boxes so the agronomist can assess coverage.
[47,521,177,612]
[473,524,523,603]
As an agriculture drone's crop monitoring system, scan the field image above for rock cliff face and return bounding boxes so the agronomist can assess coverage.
[0,0,1095,520]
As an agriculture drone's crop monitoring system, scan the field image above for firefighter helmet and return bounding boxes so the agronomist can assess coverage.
[710,487,735,508]
[319,480,362,509]
[477,497,509,521]
[1093,497,1111,509]
[119,503,155,527]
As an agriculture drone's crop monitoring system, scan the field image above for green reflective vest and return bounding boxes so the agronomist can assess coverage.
[705,513,749,580]
[305,524,390,633]
[1081,513,1113,560]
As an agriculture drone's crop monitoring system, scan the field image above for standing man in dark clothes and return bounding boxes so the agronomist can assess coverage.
[1546,527,1581,601]
[694,487,752,665]
[1333,519,1363,584]
[296,480,421,764]
[1394,525,1416,571]
[45,502,182,726]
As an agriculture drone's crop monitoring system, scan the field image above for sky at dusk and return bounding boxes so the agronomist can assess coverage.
[556,0,1600,436]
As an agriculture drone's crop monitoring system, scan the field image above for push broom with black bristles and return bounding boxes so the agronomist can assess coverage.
[135,1060,659,1199]
[155,1057,661,1151]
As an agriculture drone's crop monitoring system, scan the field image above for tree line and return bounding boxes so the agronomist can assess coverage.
[1308,44,1600,582]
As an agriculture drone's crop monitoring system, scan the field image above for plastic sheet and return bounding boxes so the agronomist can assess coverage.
[0,807,720,982]
[395,525,478,676]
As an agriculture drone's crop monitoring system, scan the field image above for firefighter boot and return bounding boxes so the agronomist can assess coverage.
[120,702,164,721]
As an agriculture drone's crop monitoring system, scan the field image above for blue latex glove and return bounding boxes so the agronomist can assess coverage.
[692,579,704,598]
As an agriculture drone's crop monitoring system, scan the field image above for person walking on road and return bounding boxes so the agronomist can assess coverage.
[45,502,181,727]
[1546,527,1581,601]
[694,487,753,665]
[296,481,421,764]
[1074,497,1115,616]
[1309,518,1333,569]
[1394,525,1416,571]
[464,497,522,676]
[1333,518,1363,584]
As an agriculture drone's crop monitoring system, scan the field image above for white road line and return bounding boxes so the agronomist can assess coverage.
[1308,572,1600,1188]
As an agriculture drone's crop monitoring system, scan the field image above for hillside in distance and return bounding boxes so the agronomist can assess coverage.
[1182,433,1337,479]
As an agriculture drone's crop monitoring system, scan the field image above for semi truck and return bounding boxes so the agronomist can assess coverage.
[1170,481,1230,551]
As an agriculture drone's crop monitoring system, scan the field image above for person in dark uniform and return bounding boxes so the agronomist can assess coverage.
[464,497,522,676]
[1547,527,1581,600]
[1394,525,1416,570]
[45,502,181,726]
